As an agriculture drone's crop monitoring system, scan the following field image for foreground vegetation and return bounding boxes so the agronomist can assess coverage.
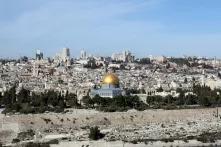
[147,84,221,109]
[1,84,221,114]
[89,126,105,140]
[0,86,147,114]
[82,94,148,112]
[0,86,80,114]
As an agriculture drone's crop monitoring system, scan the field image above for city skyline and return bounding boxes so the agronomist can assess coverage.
[1,0,221,58]
[2,1,221,146]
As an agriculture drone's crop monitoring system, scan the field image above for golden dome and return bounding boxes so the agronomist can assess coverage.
[102,73,119,85]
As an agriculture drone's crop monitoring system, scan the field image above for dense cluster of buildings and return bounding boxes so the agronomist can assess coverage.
[1,48,221,102]
[54,48,71,66]
[111,50,135,63]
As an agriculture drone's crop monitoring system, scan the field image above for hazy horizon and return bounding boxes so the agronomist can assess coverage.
[1,0,221,58]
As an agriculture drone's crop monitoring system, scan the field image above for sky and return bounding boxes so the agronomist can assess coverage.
[1,0,221,58]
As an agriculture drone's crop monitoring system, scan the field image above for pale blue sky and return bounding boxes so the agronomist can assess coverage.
[0,0,221,58]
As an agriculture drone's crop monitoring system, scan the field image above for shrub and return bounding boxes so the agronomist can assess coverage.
[24,142,50,147]
[89,126,105,140]
[17,129,35,141]
[12,138,20,143]
[47,139,59,144]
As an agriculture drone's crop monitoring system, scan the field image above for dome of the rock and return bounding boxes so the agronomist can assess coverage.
[102,73,119,86]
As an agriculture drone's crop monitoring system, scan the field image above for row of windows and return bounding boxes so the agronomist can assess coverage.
[100,92,112,97]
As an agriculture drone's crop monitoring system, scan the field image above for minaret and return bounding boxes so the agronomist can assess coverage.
[44,82,47,89]
[213,56,217,67]
[201,69,205,86]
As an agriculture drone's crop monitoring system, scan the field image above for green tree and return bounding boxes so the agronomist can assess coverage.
[58,93,65,109]
[199,96,211,107]
[164,95,174,104]
[0,94,2,106]
[65,93,79,108]
[82,96,94,108]
[156,87,163,92]
[2,91,12,106]
[184,78,188,83]
[46,90,59,107]
[1,86,16,107]
[176,89,185,105]
[89,126,104,140]
[31,93,41,107]
[17,88,30,103]
[185,94,198,105]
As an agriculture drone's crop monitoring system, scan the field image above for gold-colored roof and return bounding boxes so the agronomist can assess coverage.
[102,73,119,85]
